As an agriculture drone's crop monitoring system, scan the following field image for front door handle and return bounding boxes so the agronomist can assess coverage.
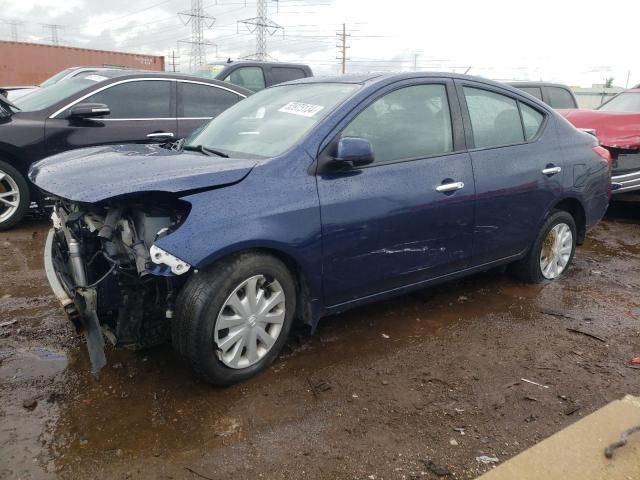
[146,132,174,138]
[542,166,562,175]
[436,181,465,193]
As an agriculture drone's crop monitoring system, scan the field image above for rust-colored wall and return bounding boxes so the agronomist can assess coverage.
[0,41,165,85]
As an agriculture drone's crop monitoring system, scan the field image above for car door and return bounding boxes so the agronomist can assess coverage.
[45,79,177,156]
[176,80,245,138]
[317,80,475,306]
[456,81,563,265]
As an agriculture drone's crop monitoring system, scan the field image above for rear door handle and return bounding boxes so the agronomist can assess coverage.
[436,181,465,193]
[542,166,562,175]
[146,132,174,138]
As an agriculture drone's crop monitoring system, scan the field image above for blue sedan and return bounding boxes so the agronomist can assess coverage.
[31,73,611,385]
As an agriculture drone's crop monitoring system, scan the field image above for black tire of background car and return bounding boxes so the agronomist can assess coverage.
[173,251,296,385]
[0,159,30,231]
[512,209,577,283]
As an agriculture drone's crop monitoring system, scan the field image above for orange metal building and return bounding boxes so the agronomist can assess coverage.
[0,41,165,85]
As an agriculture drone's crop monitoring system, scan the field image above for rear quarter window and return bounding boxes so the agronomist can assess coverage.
[519,103,544,141]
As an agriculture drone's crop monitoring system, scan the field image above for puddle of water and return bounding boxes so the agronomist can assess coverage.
[0,347,67,382]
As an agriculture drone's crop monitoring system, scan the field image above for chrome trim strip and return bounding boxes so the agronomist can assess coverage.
[49,77,247,119]
[612,170,640,181]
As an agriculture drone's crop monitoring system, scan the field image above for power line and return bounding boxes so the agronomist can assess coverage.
[42,23,64,45]
[3,19,23,41]
[179,0,217,71]
[238,0,283,60]
[336,23,350,74]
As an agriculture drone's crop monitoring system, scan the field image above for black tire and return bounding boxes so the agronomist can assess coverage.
[0,159,29,231]
[173,251,296,385]
[513,210,577,283]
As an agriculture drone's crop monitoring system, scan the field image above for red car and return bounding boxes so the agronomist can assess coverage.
[560,88,640,198]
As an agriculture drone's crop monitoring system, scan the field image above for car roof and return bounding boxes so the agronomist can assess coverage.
[71,71,253,95]
[507,81,573,89]
[286,72,534,92]
[209,60,310,68]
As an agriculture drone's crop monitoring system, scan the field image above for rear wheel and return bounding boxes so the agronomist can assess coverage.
[0,160,29,231]
[513,210,576,283]
[174,252,296,385]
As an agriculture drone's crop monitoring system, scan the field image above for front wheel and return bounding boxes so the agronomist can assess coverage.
[0,160,30,231]
[174,252,296,385]
[513,210,577,283]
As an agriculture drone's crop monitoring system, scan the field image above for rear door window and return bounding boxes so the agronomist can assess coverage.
[463,87,524,148]
[270,67,307,85]
[547,87,576,108]
[83,80,172,118]
[224,67,266,91]
[178,82,242,118]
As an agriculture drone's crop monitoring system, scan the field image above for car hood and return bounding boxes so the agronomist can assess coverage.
[559,109,640,150]
[29,144,258,203]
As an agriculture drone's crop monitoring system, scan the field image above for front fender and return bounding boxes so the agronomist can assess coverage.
[153,159,323,321]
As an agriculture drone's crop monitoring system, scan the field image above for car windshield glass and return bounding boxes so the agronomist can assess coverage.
[186,83,358,158]
[597,92,640,112]
[13,78,95,112]
[39,68,76,87]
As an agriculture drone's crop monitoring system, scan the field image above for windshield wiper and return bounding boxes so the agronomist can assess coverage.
[183,144,229,158]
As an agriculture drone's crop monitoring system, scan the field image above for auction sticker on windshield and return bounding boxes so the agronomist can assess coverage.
[278,102,324,117]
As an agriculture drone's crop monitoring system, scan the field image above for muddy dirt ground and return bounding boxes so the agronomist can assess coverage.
[1,205,639,480]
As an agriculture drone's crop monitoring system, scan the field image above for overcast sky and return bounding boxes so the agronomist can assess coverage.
[2,0,638,87]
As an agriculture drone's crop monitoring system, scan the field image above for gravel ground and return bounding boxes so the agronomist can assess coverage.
[1,204,638,480]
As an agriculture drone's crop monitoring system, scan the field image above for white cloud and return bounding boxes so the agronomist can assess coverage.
[2,0,638,87]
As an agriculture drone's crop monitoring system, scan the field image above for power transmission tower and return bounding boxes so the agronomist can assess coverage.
[336,23,350,74]
[178,0,216,71]
[238,0,283,61]
[3,20,23,41]
[42,23,64,45]
[168,49,181,72]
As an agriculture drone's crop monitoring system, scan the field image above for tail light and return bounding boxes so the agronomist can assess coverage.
[592,145,613,168]
[592,145,613,199]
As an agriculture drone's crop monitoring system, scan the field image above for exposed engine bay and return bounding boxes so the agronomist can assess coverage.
[45,195,192,373]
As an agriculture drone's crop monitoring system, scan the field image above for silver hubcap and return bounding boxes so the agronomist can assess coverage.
[0,170,20,224]
[540,223,573,279]
[214,275,286,369]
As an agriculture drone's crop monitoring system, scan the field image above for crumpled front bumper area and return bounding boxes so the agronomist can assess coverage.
[44,227,107,373]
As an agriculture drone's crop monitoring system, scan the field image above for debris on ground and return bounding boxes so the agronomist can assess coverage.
[539,309,575,320]
[22,398,37,410]
[630,356,640,365]
[476,455,500,464]
[424,460,451,477]
[381,333,390,339]
[566,327,606,343]
[520,378,549,389]
[605,423,640,458]
[0,319,17,328]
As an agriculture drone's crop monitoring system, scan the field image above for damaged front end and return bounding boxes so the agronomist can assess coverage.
[44,195,192,373]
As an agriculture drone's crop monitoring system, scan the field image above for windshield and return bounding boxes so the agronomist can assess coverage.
[186,83,358,158]
[13,78,96,112]
[39,68,76,88]
[597,92,640,113]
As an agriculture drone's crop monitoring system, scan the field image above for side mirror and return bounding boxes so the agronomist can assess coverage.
[69,103,110,119]
[332,137,374,169]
